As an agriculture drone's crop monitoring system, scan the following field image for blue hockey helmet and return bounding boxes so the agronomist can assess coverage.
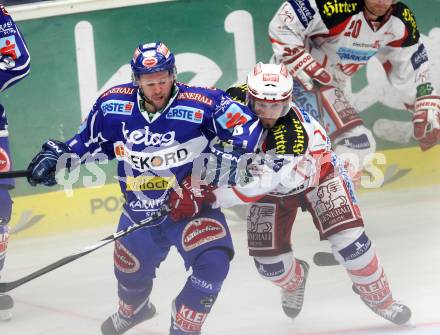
[130,41,176,78]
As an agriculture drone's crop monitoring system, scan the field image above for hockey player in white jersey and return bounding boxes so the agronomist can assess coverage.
[221,62,411,325]
[268,0,440,184]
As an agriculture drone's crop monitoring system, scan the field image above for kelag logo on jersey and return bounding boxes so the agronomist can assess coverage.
[287,0,315,28]
[166,106,204,124]
[101,100,134,116]
[336,47,376,62]
[216,104,251,132]
[411,44,428,70]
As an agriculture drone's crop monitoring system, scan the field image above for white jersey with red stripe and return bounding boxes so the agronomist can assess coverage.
[269,0,433,105]
[214,103,332,207]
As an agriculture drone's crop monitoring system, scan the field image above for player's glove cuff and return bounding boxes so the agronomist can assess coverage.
[27,139,72,186]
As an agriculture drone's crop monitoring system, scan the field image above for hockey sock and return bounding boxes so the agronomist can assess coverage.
[170,248,229,334]
[0,223,9,272]
[328,228,393,307]
[253,251,304,291]
[116,279,153,321]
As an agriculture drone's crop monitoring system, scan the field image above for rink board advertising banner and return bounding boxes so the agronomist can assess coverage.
[1,0,439,236]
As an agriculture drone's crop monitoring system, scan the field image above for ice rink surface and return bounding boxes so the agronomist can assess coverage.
[1,185,439,335]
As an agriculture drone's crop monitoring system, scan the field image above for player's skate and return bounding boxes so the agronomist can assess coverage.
[0,294,13,321]
[353,285,411,325]
[101,300,156,335]
[281,259,309,319]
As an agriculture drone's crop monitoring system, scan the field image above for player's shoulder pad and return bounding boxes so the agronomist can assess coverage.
[175,82,219,108]
[97,83,137,117]
[265,107,309,156]
[99,83,137,100]
[390,2,420,46]
[226,84,248,106]
[315,0,362,29]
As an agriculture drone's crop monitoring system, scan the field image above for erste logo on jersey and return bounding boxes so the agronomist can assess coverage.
[102,100,134,116]
[166,106,204,124]
[216,103,251,132]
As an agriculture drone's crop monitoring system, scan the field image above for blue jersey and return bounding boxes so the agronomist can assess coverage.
[0,5,31,188]
[0,5,30,92]
[67,82,263,223]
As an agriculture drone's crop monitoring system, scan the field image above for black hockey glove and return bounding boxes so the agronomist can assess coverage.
[27,139,71,186]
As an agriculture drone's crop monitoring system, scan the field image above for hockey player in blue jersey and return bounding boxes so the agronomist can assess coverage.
[0,3,31,321]
[26,41,263,334]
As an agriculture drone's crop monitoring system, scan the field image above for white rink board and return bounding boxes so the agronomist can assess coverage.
[1,185,440,335]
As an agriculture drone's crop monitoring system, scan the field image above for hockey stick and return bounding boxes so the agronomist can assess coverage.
[0,169,28,179]
[313,251,339,266]
[0,206,170,293]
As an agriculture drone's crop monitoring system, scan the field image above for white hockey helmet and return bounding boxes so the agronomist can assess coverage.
[246,62,293,123]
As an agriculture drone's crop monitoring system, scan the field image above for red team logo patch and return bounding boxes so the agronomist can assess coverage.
[225,112,248,129]
[114,143,125,159]
[263,73,279,82]
[142,57,158,68]
[114,241,140,273]
[0,148,11,172]
[182,218,226,251]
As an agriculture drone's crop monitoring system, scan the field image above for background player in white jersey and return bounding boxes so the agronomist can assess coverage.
[26,41,262,334]
[0,3,30,321]
[221,62,411,325]
[268,0,440,184]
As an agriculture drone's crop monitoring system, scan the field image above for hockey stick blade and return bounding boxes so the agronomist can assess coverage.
[313,252,339,266]
[0,206,170,293]
[0,169,28,179]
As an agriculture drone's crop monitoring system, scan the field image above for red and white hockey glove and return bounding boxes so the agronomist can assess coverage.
[168,176,216,222]
[282,47,332,90]
[413,95,440,151]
